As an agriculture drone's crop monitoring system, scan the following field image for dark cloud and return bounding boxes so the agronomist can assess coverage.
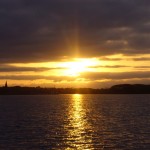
[0,75,76,82]
[88,65,129,68]
[99,57,123,61]
[134,66,150,69]
[0,0,150,62]
[80,71,150,80]
[1,71,150,82]
[0,65,65,72]
[133,57,150,61]
[0,66,47,72]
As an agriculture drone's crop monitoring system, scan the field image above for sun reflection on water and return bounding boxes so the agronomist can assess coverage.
[66,94,93,149]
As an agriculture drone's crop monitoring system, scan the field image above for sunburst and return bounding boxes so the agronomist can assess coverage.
[61,58,99,76]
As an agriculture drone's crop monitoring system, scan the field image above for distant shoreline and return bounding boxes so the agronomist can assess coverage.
[0,84,150,95]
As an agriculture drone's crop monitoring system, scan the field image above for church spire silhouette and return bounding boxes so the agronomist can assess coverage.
[5,81,8,88]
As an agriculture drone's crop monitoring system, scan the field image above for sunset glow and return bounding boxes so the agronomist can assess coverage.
[0,0,150,88]
[0,1,150,149]
[0,54,150,88]
[61,58,99,76]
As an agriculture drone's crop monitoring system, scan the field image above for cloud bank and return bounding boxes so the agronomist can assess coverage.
[0,0,150,62]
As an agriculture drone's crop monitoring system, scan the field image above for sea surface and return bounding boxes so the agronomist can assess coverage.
[0,94,149,150]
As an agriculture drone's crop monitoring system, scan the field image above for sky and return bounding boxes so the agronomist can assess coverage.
[0,0,150,88]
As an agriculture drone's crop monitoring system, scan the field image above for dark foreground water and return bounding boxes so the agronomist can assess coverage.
[0,94,149,150]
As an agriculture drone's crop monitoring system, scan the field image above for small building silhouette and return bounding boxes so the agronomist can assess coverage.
[5,81,8,88]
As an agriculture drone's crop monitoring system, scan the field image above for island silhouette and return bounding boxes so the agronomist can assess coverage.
[0,82,150,95]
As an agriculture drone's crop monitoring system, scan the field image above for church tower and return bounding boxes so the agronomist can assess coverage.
[5,81,8,88]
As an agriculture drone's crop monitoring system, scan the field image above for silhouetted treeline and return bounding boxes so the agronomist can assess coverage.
[0,84,150,95]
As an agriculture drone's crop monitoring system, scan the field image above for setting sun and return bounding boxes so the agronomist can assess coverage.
[61,58,99,76]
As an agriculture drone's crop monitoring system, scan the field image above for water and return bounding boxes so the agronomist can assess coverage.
[0,94,149,150]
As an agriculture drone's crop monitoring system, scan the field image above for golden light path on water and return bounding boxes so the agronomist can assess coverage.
[66,94,94,149]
